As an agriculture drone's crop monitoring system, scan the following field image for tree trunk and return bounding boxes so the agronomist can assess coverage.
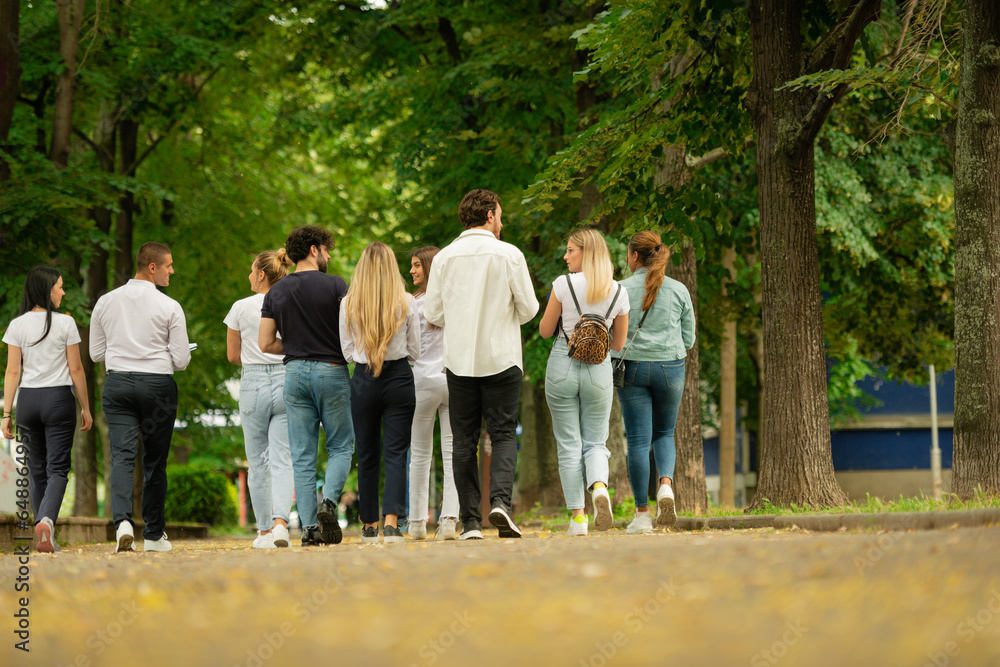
[517,381,564,513]
[666,240,708,515]
[115,118,138,286]
[743,0,879,508]
[953,0,1000,499]
[0,0,20,181]
[719,247,737,508]
[50,0,85,168]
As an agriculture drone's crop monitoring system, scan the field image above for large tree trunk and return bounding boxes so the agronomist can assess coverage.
[72,105,117,517]
[50,0,85,167]
[115,118,138,286]
[0,0,20,181]
[953,0,1000,499]
[744,0,878,508]
[666,240,707,515]
[517,382,565,513]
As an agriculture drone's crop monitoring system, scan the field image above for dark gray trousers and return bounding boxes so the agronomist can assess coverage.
[102,372,177,540]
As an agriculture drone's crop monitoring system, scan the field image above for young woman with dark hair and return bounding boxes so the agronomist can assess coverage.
[406,246,460,540]
[612,231,696,533]
[2,267,93,553]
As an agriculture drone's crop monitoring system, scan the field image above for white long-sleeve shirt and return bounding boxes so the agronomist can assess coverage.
[339,295,421,366]
[90,279,190,374]
[423,228,539,377]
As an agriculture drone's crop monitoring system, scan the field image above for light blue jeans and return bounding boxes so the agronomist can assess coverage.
[617,359,685,507]
[283,360,355,528]
[240,364,293,532]
[544,338,613,510]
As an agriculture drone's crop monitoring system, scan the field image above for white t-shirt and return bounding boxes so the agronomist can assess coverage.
[411,293,446,391]
[2,312,81,388]
[224,293,284,366]
[553,273,629,338]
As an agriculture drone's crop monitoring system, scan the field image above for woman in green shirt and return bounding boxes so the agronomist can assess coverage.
[613,232,696,533]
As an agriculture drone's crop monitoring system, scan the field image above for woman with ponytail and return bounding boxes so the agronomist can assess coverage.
[539,229,629,536]
[225,249,295,548]
[612,231,695,533]
[2,266,93,553]
[340,242,421,544]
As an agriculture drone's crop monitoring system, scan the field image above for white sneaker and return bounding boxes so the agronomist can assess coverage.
[116,521,136,553]
[271,523,290,548]
[656,484,677,527]
[253,532,276,549]
[436,517,458,541]
[592,486,613,531]
[567,517,588,537]
[144,532,172,552]
[36,517,55,553]
[408,520,427,540]
[626,511,654,534]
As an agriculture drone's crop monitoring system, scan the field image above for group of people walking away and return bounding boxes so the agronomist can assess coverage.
[2,188,695,552]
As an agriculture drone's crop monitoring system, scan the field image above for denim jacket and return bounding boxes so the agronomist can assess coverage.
[611,269,695,362]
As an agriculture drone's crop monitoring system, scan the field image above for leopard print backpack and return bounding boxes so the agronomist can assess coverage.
[561,276,622,364]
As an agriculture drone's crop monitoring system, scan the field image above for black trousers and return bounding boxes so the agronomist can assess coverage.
[350,359,415,524]
[447,365,522,524]
[16,386,76,524]
[102,372,177,540]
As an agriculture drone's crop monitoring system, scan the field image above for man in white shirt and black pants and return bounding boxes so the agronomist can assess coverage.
[424,189,539,540]
[91,242,191,553]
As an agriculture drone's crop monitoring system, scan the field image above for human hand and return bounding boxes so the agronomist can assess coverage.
[1,416,13,440]
[80,409,93,432]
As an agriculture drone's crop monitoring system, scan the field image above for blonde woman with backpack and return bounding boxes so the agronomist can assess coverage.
[340,242,421,544]
[539,229,629,536]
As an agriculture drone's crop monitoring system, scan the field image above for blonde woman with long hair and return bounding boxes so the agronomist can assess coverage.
[539,229,629,536]
[225,249,295,548]
[340,242,421,544]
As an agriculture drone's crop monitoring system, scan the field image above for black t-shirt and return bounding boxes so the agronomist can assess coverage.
[260,271,349,365]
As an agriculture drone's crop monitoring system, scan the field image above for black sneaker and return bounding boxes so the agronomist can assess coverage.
[361,525,379,545]
[459,519,483,541]
[317,498,343,545]
[489,503,522,538]
[383,525,405,544]
[301,526,324,546]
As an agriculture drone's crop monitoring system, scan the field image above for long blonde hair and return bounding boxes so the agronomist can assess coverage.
[342,242,409,377]
[569,229,613,303]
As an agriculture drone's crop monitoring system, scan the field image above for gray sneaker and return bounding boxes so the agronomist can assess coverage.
[626,512,654,534]
[408,520,427,540]
[436,517,458,541]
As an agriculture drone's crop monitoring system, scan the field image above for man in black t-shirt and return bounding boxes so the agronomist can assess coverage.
[260,226,353,546]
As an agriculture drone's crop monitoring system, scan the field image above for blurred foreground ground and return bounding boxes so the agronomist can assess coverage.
[1,524,999,666]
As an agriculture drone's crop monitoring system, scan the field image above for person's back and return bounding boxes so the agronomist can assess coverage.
[262,271,348,363]
[422,189,539,541]
[93,280,190,373]
[615,272,694,362]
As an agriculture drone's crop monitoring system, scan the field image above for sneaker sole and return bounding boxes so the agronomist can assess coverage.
[361,536,379,545]
[316,502,343,545]
[36,523,54,554]
[273,537,289,548]
[459,530,483,540]
[488,509,522,538]
[384,536,405,544]
[116,535,134,553]
[594,494,613,531]
[656,495,677,527]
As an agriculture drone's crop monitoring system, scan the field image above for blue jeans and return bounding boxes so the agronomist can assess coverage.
[283,360,355,528]
[617,359,685,508]
[545,338,613,510]
[240,364,293,531]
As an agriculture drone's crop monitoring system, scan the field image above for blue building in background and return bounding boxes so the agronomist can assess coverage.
[704,369,953,506]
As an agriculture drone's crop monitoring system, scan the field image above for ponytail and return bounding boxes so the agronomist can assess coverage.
[628,231,670,311]
[255,248,294,288]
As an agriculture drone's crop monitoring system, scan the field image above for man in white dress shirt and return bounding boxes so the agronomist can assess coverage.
[424,189,539,539]
[91,242,191,553]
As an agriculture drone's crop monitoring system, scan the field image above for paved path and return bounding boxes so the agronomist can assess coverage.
[2,525,999,666]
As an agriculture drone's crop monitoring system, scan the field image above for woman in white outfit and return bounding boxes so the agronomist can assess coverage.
[225,249,295,549]
[406,246,460,540]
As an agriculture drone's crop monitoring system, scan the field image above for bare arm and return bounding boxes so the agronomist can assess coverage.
[610,312,629,352]
[538,291,563,339]
[65,344,93,432]
[258,317,283,355]
[2,345,21,439]
[227,328,242,365]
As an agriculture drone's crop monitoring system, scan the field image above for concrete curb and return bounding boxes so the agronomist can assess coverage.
[0,513,210,550]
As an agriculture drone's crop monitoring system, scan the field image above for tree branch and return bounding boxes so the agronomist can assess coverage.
[437,17,462,65]
[807,0,881,74]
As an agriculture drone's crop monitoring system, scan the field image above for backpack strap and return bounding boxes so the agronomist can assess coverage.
[564,274,584,316]
[604,284,622,321]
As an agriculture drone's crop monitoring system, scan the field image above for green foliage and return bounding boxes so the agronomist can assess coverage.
[164,464,239,526]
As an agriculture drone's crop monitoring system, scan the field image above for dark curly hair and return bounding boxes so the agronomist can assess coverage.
[285,226,333,263]
[458,189,500,229]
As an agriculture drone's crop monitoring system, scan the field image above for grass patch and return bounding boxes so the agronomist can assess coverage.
[679,489,1000,517]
